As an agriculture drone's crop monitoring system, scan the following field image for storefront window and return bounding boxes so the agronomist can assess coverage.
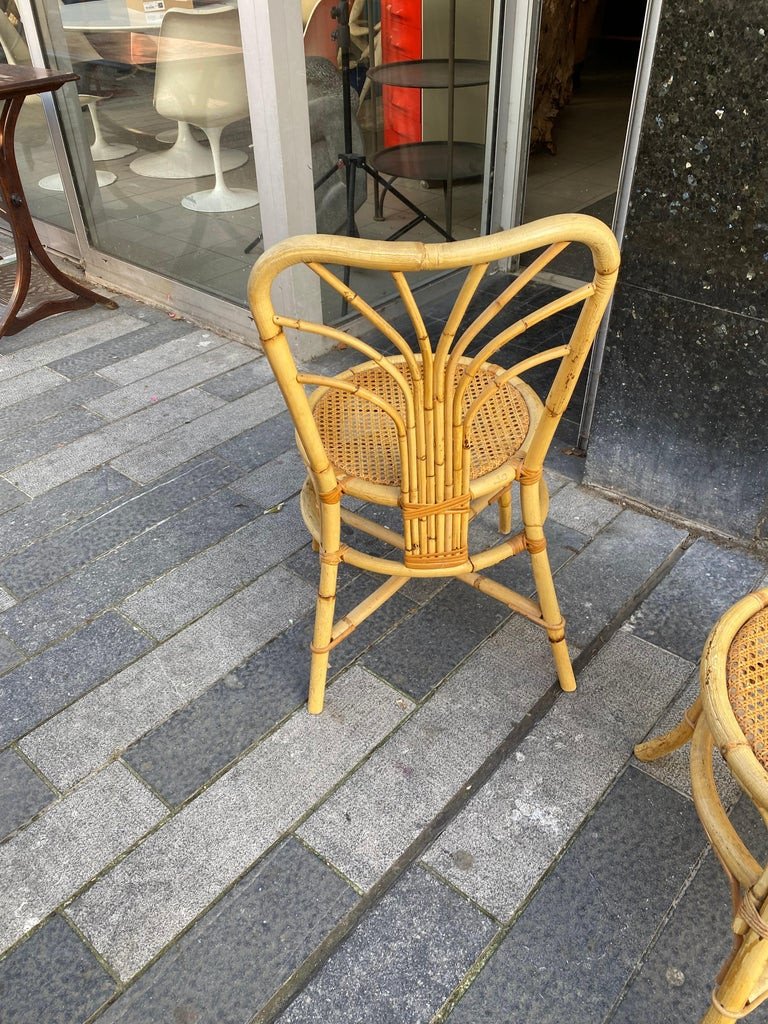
[4,0,497,326]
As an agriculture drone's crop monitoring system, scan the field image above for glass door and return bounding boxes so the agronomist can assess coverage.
[7,0,506,331]
[14,0,263,308]
[301,0,502,316]
[520,0,648,281]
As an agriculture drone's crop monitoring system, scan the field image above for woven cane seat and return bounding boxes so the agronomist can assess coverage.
[727,605,768,771]
[312,357,532,487]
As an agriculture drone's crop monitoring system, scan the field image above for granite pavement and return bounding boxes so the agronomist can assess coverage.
[0,285,766,1024]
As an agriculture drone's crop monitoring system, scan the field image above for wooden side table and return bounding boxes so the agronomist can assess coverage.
[0,64,117,338]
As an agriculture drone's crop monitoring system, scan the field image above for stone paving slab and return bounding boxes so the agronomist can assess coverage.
[96,328,226,385]
[0,613,153,750]
[625,536,768,660]
[213,409,296,470]
[95,838,357,1024]
[5,389,224,497]
[278,866,497,1024]
[547,480,622,535]
[66,668,412,981]
[0,632,23,677]
[361,579,510,700]
[0,374,116,445]
[474,515,590,597]
[0,748,55,842]
[0,366,64,408]
[0,456,240,599]
[0,914,116,1024]
[298,617,573,890]
[0,466,133,560]
[230,449,307,508]
[85,343,257,420]
[423,630,695,920]
[2,304,141,355]
[19,564,316,791]
[0,487,260,653]
[0,313,146,382]
[553,509,688,648]
[446,767,704,1024]
[47,318,197,380]
[198,355,274,401]
[0,478,26,518]
[119,496,307,641]
[110,383,285,484]
[123,572,417,806]
[0,408,105,479]
[0,762,166,955]
[607,796,768,1024]
[0,288,763,1024]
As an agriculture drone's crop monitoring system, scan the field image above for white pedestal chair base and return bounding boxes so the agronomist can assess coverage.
[91,140,136,161]
[130,122,247,179]
[81,97,137,162]
[155,126,204,144]
[181,186,259,213]
[39,169,116,192]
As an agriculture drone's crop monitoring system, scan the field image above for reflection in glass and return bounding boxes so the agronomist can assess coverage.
[14,0,261,305]
[303,0,494,315]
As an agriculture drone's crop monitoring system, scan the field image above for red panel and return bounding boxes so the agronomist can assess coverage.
[381,1,422,147]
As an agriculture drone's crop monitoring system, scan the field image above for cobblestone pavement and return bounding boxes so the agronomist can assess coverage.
[0,287,766,1024]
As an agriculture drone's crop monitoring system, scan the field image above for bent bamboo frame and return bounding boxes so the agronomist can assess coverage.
[248,214,620,713]
[634,590,768,1023]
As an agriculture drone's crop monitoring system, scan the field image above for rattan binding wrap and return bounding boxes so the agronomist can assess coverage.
[728,606,768,771]
[312,358,530,486]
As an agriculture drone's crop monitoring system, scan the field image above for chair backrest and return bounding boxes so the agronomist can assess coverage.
[154,7,248,127]
[248,215,619,565]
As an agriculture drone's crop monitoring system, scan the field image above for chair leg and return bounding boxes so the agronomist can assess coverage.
[130,121,247,180]
[521,475,575,692]
[704,927,768,1022]
[181,125,260,213]
[634,696,702,761]
[308,504,342,715]
[85,98,136,161]
[498,487,512,534]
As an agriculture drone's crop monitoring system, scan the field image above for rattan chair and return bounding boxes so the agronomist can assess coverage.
[247,214,620,713]
[635,588,768,1022]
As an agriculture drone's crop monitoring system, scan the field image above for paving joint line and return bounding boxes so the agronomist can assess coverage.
[600,836,713,1024]
[250,531,695,1023]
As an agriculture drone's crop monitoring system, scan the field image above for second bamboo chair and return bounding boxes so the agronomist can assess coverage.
[635,589,768,1022]
[247,214,620,713]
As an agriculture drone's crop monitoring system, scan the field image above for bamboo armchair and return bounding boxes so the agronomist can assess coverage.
[247,214,620,713]
[635,589,768,1022]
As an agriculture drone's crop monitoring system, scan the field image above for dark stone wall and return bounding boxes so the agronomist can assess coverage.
[585,0,767,543]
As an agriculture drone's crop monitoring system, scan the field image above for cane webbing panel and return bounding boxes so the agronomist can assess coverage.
[728,606,768,770]
[312,360,530,487]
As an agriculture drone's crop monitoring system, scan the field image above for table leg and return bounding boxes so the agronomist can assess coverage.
[0,94,117,338]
